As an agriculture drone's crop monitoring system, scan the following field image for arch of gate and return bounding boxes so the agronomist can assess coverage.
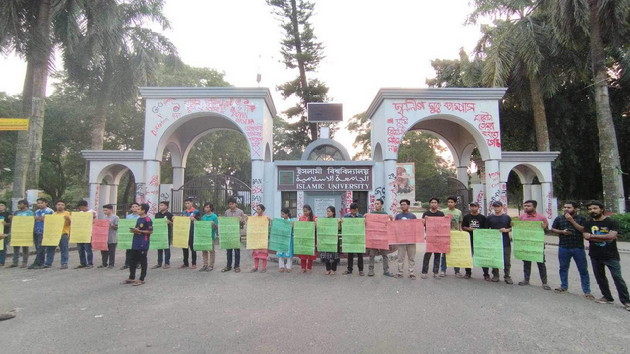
[367,88,507,214]
[138,87,276,215]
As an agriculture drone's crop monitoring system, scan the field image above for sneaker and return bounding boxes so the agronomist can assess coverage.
[367,270,375,277]
[622,303,630,311]
[60,264,68,269]
[595,297,614,304]
[438,271,446,277]
[554,287,567,293]
[421,273,428,279]
[97,265,106,269]
[409,274,417,280]
[542,284,551,290]
[584,293,595,300]
[151,264,162,269]
[491,275,500,282]
[383,272,394,277]
[107,265,114,269]
[483,274,491,281]
[234,267,241,273]
[504,276,513,285]
[43,265,52,268]
[221,267,232,272]
[28,264,41,269]
[119,265,128,270]
[433,273,439,278]
[518,281,529,286]
[199,266,208,272]
[343,270,352,275]
[75,265,86,269]
[359,271,365,276]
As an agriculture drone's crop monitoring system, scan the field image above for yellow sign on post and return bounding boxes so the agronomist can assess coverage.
[172,216,191,248]
[10,215,35,247]
[0,118,29,131]
[70,212,94,243]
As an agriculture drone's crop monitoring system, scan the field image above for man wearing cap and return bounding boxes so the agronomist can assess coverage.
[486,201,513,284]
[461,202,486,279]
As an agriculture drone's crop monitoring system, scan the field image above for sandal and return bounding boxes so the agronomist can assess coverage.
[221,267,232,272]
[234,267,241,273]
[554,287,567,293]
[260,269,267,273]
[394,274,403,279]
[121,279,135,284]
[584,293,595,300]
[409,274,417,280]
[132,280,145,286]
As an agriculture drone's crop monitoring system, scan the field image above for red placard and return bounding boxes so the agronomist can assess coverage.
[425,216,451,253]
[388,219,425,244]
[365,213,390,250]
[91,219,110,251]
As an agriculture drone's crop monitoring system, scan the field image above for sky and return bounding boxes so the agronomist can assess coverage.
[0,0,486,157]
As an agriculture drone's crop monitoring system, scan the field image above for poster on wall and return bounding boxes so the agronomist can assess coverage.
[396,163,415,204]
[314,198,336,219]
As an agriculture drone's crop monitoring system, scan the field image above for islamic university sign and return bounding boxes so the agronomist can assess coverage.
[278,166,372,191]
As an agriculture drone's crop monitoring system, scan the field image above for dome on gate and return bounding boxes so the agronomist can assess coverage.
[301,138,351,161]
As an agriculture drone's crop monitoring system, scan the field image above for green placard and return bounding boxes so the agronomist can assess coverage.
[472,229,504,268]
[317,218,339,252]
[218,217,241,250]
[294,221,315,256]
[512,220,545,263]
[194,220,214,251]
[149,218,169,250]
[117,219,137,250]
[341,218,366,253]
[269,218,293,253]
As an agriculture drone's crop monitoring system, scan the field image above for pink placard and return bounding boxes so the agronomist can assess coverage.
[388,219,425,244]
[91,219,110,251]
[425,217,451,253]
[365,213,390,250]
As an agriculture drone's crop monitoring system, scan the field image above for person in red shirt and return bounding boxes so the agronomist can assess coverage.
[298,204,317,273]
[517,200,551,290]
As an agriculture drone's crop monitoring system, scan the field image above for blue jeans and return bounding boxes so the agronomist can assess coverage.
[45,234,69,266]
[440,253,461,273]
[591,257,630,304]
[0,235,9,265]
[33,233,45,265]
[558,247,590,293]
[157,248,170,265]
[77,243,93,265]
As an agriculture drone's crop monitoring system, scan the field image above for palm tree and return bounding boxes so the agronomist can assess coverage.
[62,0,176,150]
[547,0,628,212]
[469,0,565,152]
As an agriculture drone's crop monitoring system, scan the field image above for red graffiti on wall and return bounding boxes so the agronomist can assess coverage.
[475,112,502,147]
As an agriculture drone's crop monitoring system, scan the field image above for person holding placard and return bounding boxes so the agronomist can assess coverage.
[486,201,513,284]
[74,200,96,269]
[45,201,71,269]
[551,201,592,298]
[320,206,341,275]
[0,201,10,266]
[222,198,247,273]
[421,198,444,279]
[179,198,201,269]
[367,198,393,277]
[441,196,463,277]
[582,200,629,310]
[120,203,140,270]
[276,208,295,272]
[28,198,54,269]
[99,204,119,269]
[462,202,486,279]
[517,200,551,290]
[122,203,152,286]
[153,201,173,269]
[297,204,317,273]
[342,202,365,276]
[250,204,271,273]
[8,199,34,268]
[395,199,418,279]
[198,202,218,272]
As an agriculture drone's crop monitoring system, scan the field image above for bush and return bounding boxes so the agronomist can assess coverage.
[611,213,630,242]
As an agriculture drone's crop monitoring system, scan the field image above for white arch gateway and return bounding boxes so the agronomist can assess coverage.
[83,86,560,222]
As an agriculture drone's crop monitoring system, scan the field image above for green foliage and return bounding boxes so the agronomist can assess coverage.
[0,93,22,187]
[611,213,630,241]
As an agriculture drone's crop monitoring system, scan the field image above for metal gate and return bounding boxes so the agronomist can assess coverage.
[171,174,251,214]
[447,177,470,214]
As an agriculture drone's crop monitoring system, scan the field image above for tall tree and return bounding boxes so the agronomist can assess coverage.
[546,0,628,212]
[468,0,567,152]
[267,0,330,158]
[62,0,176,150]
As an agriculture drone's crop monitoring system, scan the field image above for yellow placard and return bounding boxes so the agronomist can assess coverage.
[70,212,93,243]
[0,118,29,131]
[0,216,6,250]
[172,216,191,248]
[445,230,473,268]
[10,215,35,247]
[42,214,65,246]
[246,216,269,250]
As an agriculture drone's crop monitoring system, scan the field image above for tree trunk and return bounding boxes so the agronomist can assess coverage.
[529,76,550,151]
[589,1,625,212]
[12,0,52,200]
[91,63,114,150]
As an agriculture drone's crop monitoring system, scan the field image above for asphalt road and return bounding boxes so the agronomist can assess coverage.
[1,244,629,353]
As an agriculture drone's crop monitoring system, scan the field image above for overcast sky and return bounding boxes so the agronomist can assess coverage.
[0,0,486,156]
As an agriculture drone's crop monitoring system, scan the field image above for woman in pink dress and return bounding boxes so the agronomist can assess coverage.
[250,204,271,273]
[298,204,317,273]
